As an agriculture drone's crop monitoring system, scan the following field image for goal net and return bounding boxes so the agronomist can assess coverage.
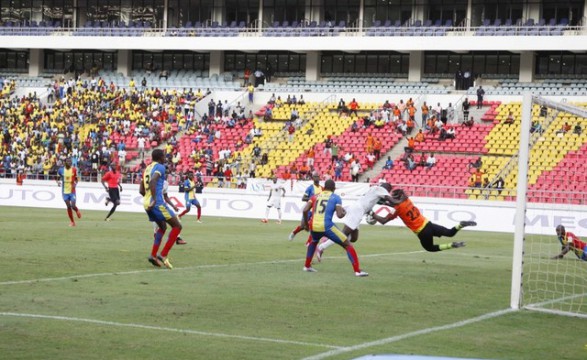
[512,94,587,318]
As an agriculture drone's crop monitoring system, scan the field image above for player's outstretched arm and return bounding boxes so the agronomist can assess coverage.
[139,178,146,196]
[371,211,396,225]
[553,243,571,259]
[301,201,312,230]
[335,204,346,218]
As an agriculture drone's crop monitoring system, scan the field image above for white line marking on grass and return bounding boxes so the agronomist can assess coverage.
[301,308,515,360]
[0,312,342,349]
[0,251,425,286]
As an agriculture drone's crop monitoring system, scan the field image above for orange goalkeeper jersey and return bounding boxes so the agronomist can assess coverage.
[392,197,429,233]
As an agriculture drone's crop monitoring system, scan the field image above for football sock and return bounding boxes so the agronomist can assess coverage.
[292,225,303,235]
[106,204,117,219]
[277,209,282,221]
[345,245,361,272]
[178,209,189,218]
[67,208,74,223]
[160,227,181,257]
[196,207,201,220]
[151,228,165,257]
[305,241,317,268]
[439,243,452,251]
[264,207,270,219]
[318,239,336,252]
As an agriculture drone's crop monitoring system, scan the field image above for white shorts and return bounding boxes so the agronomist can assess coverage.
[267,199,281,209]
[342,203,364,230]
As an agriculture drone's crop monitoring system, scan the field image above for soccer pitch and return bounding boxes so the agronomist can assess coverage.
[1,207,586,360]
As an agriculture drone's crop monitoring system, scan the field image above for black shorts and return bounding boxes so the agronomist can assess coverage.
[108,188,120,203]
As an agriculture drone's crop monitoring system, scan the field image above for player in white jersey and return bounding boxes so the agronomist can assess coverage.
[316,183,392,261]
[152,180,187,245]
[261,176,286,224]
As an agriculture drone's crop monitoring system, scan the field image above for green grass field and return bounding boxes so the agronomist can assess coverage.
[1,206,586,360]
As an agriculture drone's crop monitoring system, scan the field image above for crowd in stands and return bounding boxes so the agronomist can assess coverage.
[0,77,207,183]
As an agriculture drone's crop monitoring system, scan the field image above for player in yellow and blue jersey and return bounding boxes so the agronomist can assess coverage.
[178,171,202,223]
[301,179,368,277]
[289,171,322,241]
[139,149,183,269]
[56,158,82,227]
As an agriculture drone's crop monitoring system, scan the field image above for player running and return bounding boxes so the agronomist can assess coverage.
[315,182,394,261]
[140,149,183,269]
[302,179,368,277]
[178,172,202,223]
[289,171,322,241]
[553,225,587,261]
[261,176,285,224]
[57,158,82,227]
[370,187,476,252]
[101,165,122,222]
[153,179,186,245]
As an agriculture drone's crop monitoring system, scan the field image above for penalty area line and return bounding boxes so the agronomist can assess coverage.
[0,312,342,350]
[0,250,424,286]
[301,308,515,360]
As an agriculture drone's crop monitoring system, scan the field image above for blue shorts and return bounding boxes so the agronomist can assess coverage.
[185,198,200,208]
[62,193,76,202]
[146,204,176,223]
[310,225,346,244]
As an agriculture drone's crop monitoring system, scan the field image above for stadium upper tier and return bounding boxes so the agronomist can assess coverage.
[0,18,585,52]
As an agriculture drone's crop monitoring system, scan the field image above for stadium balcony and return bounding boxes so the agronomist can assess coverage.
[0,16,584,41]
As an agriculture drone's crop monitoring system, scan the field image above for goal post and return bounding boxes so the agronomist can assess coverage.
[512,94,587,318]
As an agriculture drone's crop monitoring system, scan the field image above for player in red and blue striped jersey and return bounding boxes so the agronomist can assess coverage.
[56,158,82,227]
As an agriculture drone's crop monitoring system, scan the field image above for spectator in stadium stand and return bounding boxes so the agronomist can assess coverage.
[493,177,505,194]
[473,168,485,187]
[373,138,382,160]
[306,147,315,167]
[446,103,455,123]
[421,101,429,126]
[365,132,374,153]
[243,68,251,87]
[405,153,416,171]
[406,118,415,135]
[504,111,515,125]
[417,153,427,167]
[462,98,471,122]
[348,98,359,117]
[337,98,347,115]
[323,135,333,155]
[426,153,437,169]
[406,137,416,152]
[328,142,338,164]
[462,115,474,128]
[392,105,401,123]
[366,152,376,168]
[248,83,254,103]
[334,160,344,181]
[350,159,361,182]
[415,129,425,143]
[556,122,571,136]
[476,86,485,109]
[469,157,482,171]
[573,123,582,135]
[287,122,295,142]
[383,156,394,170]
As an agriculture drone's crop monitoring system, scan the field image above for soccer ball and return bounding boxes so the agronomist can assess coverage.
[365,213,377,225]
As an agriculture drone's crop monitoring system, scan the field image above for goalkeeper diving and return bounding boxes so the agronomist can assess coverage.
[368,186,476,252]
